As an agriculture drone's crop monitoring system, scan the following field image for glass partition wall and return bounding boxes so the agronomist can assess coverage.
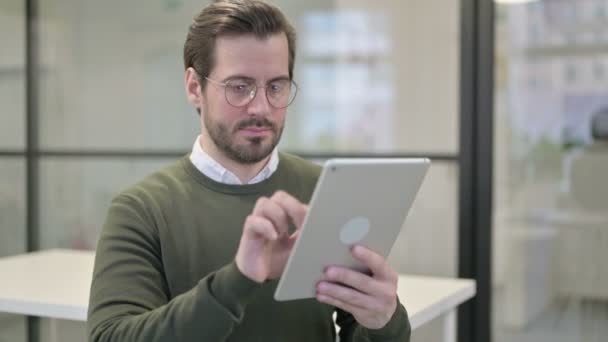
[0,1,27,341]
[493,1,608,341]
[2,1,462,341]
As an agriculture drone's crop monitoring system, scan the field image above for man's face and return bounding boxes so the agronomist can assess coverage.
[197,33,290,164]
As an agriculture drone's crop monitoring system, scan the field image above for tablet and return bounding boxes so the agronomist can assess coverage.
[274,158,430,301]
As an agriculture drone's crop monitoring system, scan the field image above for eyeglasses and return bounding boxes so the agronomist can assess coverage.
[205,76,298,109]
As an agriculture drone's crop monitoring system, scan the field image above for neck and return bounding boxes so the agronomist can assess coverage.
[198,135,270,184]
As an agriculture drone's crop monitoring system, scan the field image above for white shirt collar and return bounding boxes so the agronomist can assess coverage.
[189,135,279,185]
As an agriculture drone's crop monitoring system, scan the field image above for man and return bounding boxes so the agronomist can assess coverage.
[87,1,411,341]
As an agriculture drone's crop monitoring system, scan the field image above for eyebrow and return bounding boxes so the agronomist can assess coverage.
[268,76,291,83]
[221,74,291,83]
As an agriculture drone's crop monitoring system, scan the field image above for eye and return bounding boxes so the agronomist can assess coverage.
[228,82,251,94]
[268,81,288,94]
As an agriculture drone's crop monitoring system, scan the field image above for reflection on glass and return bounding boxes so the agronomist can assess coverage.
[39,158,175,250]
[39,318,86,342]
[282,0,460,154]
[38,0,202,150]
[0,2,25,148]
[388,161,458,342]
[0,160,26,255]
[291,10,395,152]
[494,1,608,341]
[38,0,458,154]
[388,161,458,278]
[0,159,26,342]
[0,313,26,342]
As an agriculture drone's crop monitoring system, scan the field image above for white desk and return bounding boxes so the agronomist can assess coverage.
[0,249,93,321]
[0,249,475,340]
[397,274,474,342]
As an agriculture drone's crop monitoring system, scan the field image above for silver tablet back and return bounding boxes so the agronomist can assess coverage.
[274,158,430,301]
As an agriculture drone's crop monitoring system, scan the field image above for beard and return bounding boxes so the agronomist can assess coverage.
[203,114,283,164]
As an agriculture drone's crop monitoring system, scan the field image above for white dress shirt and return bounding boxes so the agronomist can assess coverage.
[189,135,279,185]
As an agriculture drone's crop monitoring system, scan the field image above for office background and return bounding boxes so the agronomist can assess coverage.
[0,0,607,341]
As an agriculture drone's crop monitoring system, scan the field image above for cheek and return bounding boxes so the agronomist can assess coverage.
[274,110,287,125]
[221,108,249,130]
[207,99,238,121]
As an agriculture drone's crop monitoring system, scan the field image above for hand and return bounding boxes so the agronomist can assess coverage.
[235,191,307,283]
[316,245,398,329]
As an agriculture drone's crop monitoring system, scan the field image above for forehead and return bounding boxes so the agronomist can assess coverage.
[211,33,290,80]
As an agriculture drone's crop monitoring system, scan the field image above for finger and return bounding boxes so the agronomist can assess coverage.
[288,229,300,241]
[351,246,397,283]
[316,294,366,318]
[270,191,308,228]
[244,215,278,241]
[252,197,289,237]
[324,266,378,295]
[316,281,382,313]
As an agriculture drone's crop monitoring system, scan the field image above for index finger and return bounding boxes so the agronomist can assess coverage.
[351,245,396,282]
[270,190,308,228]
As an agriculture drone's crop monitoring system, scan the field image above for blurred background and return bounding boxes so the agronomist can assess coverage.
[0,0,607,341]
[493,1,608,341]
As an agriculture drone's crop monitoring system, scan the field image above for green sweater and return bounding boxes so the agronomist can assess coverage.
[87,153,411,342]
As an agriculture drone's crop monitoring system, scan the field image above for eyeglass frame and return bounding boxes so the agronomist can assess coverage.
[203,76,298,109]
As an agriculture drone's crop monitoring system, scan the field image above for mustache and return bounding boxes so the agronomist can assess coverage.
[234,117,276,131]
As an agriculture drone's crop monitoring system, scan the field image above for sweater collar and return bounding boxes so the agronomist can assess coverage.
[189,135,279,185]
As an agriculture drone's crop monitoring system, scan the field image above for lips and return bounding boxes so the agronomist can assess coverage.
[238,126,273,139]
[235,118,275,132]
[240,126,270,133]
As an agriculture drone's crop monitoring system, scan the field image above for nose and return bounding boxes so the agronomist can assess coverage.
[246,87,272,116]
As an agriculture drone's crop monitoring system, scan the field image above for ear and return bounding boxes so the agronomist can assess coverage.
[185,67,203,111]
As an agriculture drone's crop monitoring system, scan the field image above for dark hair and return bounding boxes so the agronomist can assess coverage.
[183,0,297,89]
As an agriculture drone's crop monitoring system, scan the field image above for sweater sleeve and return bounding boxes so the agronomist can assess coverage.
[87,194,261,342]
[336,299,411,342]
